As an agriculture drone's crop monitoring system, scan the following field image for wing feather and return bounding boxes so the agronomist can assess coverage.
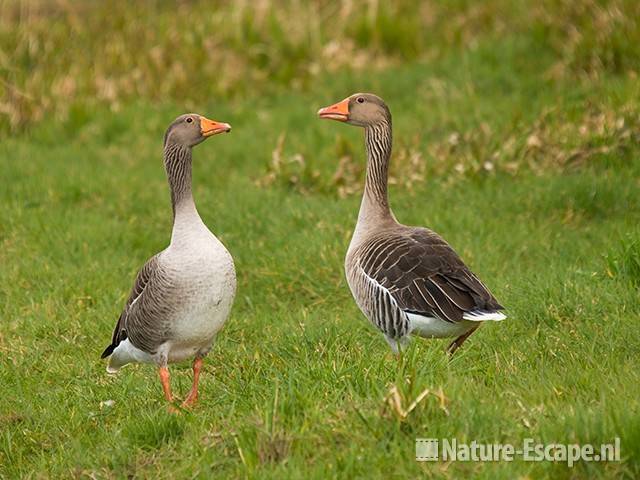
[356,227,504,324]
[101,253,166,358]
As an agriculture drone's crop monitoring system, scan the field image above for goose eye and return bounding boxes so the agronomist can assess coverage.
[186,117,193,123]
[357,97,365,104]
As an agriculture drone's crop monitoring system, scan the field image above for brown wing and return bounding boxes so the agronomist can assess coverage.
[359,228,503,323]
[101,254,164,358]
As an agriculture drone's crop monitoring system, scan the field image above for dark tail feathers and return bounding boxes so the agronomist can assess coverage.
[101,343,115,359]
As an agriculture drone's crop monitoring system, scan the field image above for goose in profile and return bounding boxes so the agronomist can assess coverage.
[318,93,505,355]
[101,113,236,408]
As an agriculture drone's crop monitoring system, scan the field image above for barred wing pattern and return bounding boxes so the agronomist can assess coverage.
[101,253,171,357]
[349,265,411,339]
[351,227,503,338]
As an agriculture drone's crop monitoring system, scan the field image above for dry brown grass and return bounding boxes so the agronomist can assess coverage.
[255,101,640,196]
[1,0,638,133]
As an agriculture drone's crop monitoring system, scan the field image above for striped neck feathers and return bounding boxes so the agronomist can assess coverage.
[362,119,393,220]
[163,142,196,220]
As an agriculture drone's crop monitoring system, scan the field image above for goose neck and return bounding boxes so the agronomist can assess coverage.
[359,121,393,224]
[164,143,198,224]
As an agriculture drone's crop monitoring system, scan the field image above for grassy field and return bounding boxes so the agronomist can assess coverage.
[2,1,640,478]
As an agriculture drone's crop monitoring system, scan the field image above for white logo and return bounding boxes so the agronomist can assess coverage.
[415,437,620,466]
[415,439,439,461]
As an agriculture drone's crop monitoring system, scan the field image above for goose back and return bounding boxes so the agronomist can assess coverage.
[346,225,503,340]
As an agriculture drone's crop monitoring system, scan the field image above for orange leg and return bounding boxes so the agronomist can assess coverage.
[447,325,480,357]
[182,357,203,408]
[158,366,173,402]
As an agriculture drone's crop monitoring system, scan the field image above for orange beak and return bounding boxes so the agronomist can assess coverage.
[200,116,232,137]
[317,98,350,122]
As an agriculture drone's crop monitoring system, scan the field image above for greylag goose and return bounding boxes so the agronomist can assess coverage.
[101,113,236,408]
[318,94,505,355]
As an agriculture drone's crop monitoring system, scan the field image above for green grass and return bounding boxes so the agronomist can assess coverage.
[2,1,640,478]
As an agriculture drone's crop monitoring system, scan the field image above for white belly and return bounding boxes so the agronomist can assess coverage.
[107,243,235,371]
[163,233,236,363]
[407,312,473,339]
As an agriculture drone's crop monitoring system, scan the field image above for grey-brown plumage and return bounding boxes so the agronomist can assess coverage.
[101,254,161,358]
[101,113,236,408]
[319,93,505,354]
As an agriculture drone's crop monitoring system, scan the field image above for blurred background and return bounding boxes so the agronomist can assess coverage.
[2,0,639,187]
[2,0,638,128]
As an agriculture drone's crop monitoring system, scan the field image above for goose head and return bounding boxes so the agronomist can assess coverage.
[317,93,391,128]
[164,113,231,148]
